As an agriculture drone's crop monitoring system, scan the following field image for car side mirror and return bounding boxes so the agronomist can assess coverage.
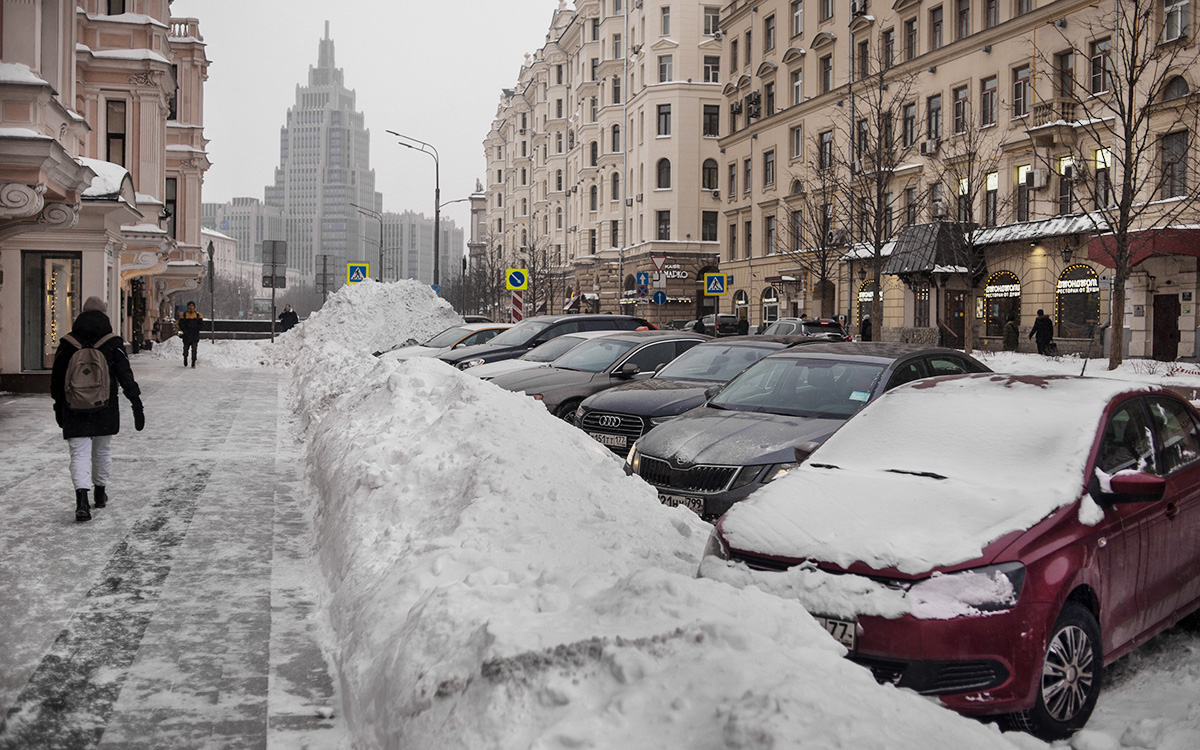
[615,362,641,378]
[793,441,822,463]
[1106,471,1167,504]
[704,385,722,399]
[654,361,668,373]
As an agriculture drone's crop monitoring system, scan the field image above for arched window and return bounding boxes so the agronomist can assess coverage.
[657,158,672,189]
[761,287,780,324]
[791,178,804,195]
[983,270,1022,336]
[590,141,599,166]
[612,124,621,152]
[702,159,718,190]
[734,289,749,321]
[1056,264,1100,338]
[612,173,621,201]
[1165,75,1190,101]
[556,206,563,229]
[589,184,598,211]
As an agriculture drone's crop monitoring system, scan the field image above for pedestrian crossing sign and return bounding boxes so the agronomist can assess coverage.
[347,263,369,285]
[703,273,727,296]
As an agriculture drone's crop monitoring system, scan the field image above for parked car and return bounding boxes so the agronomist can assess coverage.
[576,335,816,456]
[697,313,740,336]
[373,322,511,358]
[489,330,708,423]
[699,374,1200,741]
[625,343,989,519]
[437,314,655,370]
[462,314,492,323]
[465,330,620,381]
[761,317,852,341]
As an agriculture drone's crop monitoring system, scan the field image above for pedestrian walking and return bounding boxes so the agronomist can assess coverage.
[736,317,750,336]
[51,296,144,522]
[1003,314,1020,352]
[860,315,872,342]
[177,300,203,367]
[279,304,299,332]
[1029,309,1055,355]
[693,317,708,335]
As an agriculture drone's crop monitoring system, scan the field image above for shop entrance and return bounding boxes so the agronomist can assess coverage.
[1153,293,1181,361]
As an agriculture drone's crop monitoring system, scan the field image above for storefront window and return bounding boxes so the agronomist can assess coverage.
[1056,264,1100,338]
[761,287,780,324]
[734,289,749,320]
[857,280,880,324]
[22,252,82,370]
[984,270,1022,336]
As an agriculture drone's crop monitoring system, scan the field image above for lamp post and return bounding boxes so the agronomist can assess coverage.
[386,130,440,287]
[206,240,216,342]
[351,202,385,280]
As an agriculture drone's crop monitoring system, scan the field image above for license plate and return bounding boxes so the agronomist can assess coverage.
[659,493,704,515]
[588,432,627,448]
[814,615,857,650]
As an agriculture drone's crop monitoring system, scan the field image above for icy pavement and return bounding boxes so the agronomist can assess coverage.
[0,359,343,750]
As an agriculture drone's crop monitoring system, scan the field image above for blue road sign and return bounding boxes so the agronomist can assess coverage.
[636,271,651,286]
[703,272,727,296]
[347,262,370,284]
[432,285,441,295]
[506,269,528,290]
[652,290,667,305]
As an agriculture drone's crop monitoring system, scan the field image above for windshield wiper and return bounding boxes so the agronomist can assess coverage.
[885,469,947,480]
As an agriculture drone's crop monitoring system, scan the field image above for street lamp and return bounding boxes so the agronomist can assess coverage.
[206,240,216,342]
[351,202,384,281]
[386,129,441,287]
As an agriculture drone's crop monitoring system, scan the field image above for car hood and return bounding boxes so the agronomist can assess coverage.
[440,341,523,364]
[490,366,598,393]
[380,344,441,360]
[637,407,845,467]
[467,359,546,380]
[583,378,713,417]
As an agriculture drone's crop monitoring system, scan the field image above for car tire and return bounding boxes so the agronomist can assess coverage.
[555,399,582,426]
[1002,601,1103,741]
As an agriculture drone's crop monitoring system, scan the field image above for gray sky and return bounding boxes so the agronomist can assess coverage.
[170,0,562,231]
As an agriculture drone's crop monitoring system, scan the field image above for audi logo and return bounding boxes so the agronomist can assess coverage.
[597,415,623,428]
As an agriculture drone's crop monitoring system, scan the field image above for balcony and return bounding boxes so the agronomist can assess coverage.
[1028,98,1079,147]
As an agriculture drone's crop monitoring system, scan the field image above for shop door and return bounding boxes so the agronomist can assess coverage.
[944,291,966,348]
[1153,294,1181,362]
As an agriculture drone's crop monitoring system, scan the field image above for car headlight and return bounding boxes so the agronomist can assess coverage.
[701,527,730,561]
[625,443,641,472]
[763,462,800,483]
[648,415,678,426]
[459,358,485,370]
[727,464,767,491]
[576,406,586,421]
[909,562,1027,613]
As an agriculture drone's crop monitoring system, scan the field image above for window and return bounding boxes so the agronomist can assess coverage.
[1016,165,1031,221]
[986,0,999,28]
[704,55,721,82]
[1055,51,1075,98]
[1162,130,1189,197]
[657,104,671,135]
[592,18,600,41]
[820,55,833,93]
[857,118,869,156]
[1058,156,1076,214]
[556,64,563,84]
[764,82,776,115]
[613,76,622,103]
[107,0,125,13]
[592,58,599,81]
[1098,401,1157,475]
[1091,39,1113,94]
[657,158,672,189]
[906,187,919,225]
[730,39,739,71]
[105,100,126,166]
[905,18,918,60]
[927,94,942,139]
[1017,0,1033,14]
[903,102,917,147]
[658,55,673,82]
[931,6,944,50]
[764,215,777,254]
[661,6,671,35]
[765,14,776,51]
[611,219,620,245]
[791,125,804,158]
[556,169,563,191]
[1165,75,1191,101]
[703,105,720,137]
[819,130,833,169]
[590,141,599,166]
[702,211,718,241]
[764,150,776,187]
[791,1,804,37]
[985,171,999,226]
[981,75,997,125]
[883,28,896,69]
[745,220,753,258]
[590,229,597,254]
[702,159,718,189]
[1013,64,1031,117]
[857,40,870,78]
[1095,148,1113,209]
[164,177,177,239]
[612,172,621,201]
[953,86,969,133]
[729,162,737,195]
[958,178,973,222]
[1056,264,1101,338]
[1148,397,1200,474]
[705,6,721,35]
[913,282,931,328]
[744,158,753,192]
[1166,0,1190,42]
[612,124,621,151]
[729,224,738,260]
[590,184,598,211]
[791,69,803,104]
[820,0,833,21]
[657,210,671,240]
[557,206,563,229]
[745,30,753,66]
[957,0,971,40]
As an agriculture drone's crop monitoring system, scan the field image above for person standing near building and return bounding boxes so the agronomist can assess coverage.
[1029,309,1055,355]
[279,304,299,332]
[177,300,203,367]
[51,296,144,522]
[1003,314,1020,352]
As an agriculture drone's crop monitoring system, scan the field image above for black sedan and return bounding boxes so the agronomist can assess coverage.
[437,314,654,371]
[625,343,990,520]
[488,331,708,423]
[575,336,814,456]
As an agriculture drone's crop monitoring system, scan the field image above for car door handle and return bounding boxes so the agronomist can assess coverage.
[1166,502,1180,519]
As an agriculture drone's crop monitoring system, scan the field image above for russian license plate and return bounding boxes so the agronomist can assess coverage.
[659,493,705,515]
[588,432,627,448]
[814,615,857,650]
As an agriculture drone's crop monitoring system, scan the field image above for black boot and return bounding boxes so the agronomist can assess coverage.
[75,489,91,522]
[93,485,107,508]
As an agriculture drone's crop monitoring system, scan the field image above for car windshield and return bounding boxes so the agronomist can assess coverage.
[551,338,639,373]
[802,322,847,337]
[520,334,589,362]
[709,356,886,418]
[423,326,472,348]
[486,319,554,347]
[763,321,798,335]
[656,343,778,383]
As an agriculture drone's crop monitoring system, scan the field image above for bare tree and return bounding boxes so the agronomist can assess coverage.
[775,159,848,317]
[1031,2,1200,368]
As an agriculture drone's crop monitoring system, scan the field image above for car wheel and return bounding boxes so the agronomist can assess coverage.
[1002,601,1103,741]
[555,399,582,426]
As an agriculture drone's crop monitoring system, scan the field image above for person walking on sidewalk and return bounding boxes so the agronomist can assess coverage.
[1029,308,1055,355]
[279,304,299,332]
[51,296,145,522]
[177,300,203,367]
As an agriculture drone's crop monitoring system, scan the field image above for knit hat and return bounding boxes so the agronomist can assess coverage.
[83,296,107,313]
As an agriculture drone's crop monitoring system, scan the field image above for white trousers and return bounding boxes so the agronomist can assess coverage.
[67,435,113,491]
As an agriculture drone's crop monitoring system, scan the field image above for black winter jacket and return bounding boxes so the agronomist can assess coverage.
[50,310,142,439]
[177,309,203,343]
[1029,314,1054,344]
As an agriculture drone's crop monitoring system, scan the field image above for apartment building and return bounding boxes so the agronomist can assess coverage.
[0,0,209,391]
[719,0,1200,359]
[484,0,724,322]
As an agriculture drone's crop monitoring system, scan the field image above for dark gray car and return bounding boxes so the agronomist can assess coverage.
[489,330,708,423]
[625,343,990,520]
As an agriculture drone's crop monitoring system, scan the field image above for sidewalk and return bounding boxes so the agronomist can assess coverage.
[0,358,342,750]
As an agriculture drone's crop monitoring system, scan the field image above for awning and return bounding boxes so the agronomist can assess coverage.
[1087,226,1200,268]
[562,294,580,312]
[881,221,975,276]
[972,214,1106,247]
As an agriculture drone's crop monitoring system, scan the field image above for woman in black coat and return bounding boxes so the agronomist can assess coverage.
[50,297,144,521]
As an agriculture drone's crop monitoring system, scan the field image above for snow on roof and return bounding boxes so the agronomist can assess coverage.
[842,240,896,260]
[166,260,203,266]
[82,12,168,28]
[0,62,49,85]
[973,214,1108,247]
[82,48,171,64]
[201,227,235,241]
[135,192,163,206]
[120,223,166,234]
[0,127,50,140]
[78,157,129,197]
[165,145,205,153]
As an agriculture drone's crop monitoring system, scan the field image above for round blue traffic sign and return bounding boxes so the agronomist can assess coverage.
[652,290,667,305]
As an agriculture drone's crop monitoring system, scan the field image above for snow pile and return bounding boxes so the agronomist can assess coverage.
[301,356,1037,750]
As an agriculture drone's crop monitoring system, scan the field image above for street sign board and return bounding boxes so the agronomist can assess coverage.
[651,256,667,272]
[347,262,369,284]
[652,290,667,305]
[637,284,648,298]
[636,271,650,286]
[704,273,728,296]
[262,275,287,289]
[432,285,441,295]
[506,268,529,290]
[262,240,287,266]
[511,289,524,321]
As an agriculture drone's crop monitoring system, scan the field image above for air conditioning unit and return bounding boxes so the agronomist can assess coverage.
[710,189,720,199]
[730,101,743,115]
[851,0,868,16]
[1061,164,1077,181]
[1025,168,1049,189]
[634,0,643,8]
[713,30,724,41]
[626,197,634,207]
[931,200,947,218]
[636,193,643,202]
[825,229,845,246]
[518,128,526,135]
[919,139,940,156]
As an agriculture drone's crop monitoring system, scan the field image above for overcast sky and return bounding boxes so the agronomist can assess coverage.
[170,0,562,231]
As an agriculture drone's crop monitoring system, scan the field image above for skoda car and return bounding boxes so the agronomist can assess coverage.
[700,375,1200,741]
[575,336,815,456]
[489,330,707,423]
[438,314,654,370]
[626,343,988,519]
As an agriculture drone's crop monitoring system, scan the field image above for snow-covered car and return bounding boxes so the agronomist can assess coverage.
[465,330,620,381]
[438,314,654,370]
[374,322,511,358]
[700,374,1200,741]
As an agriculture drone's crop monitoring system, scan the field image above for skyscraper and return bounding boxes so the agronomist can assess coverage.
[265,22,380,291]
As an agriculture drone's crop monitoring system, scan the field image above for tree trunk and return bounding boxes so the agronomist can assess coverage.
[1108,277,1127,370]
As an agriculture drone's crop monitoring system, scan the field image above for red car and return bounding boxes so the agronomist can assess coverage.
[700,374,1200,740]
